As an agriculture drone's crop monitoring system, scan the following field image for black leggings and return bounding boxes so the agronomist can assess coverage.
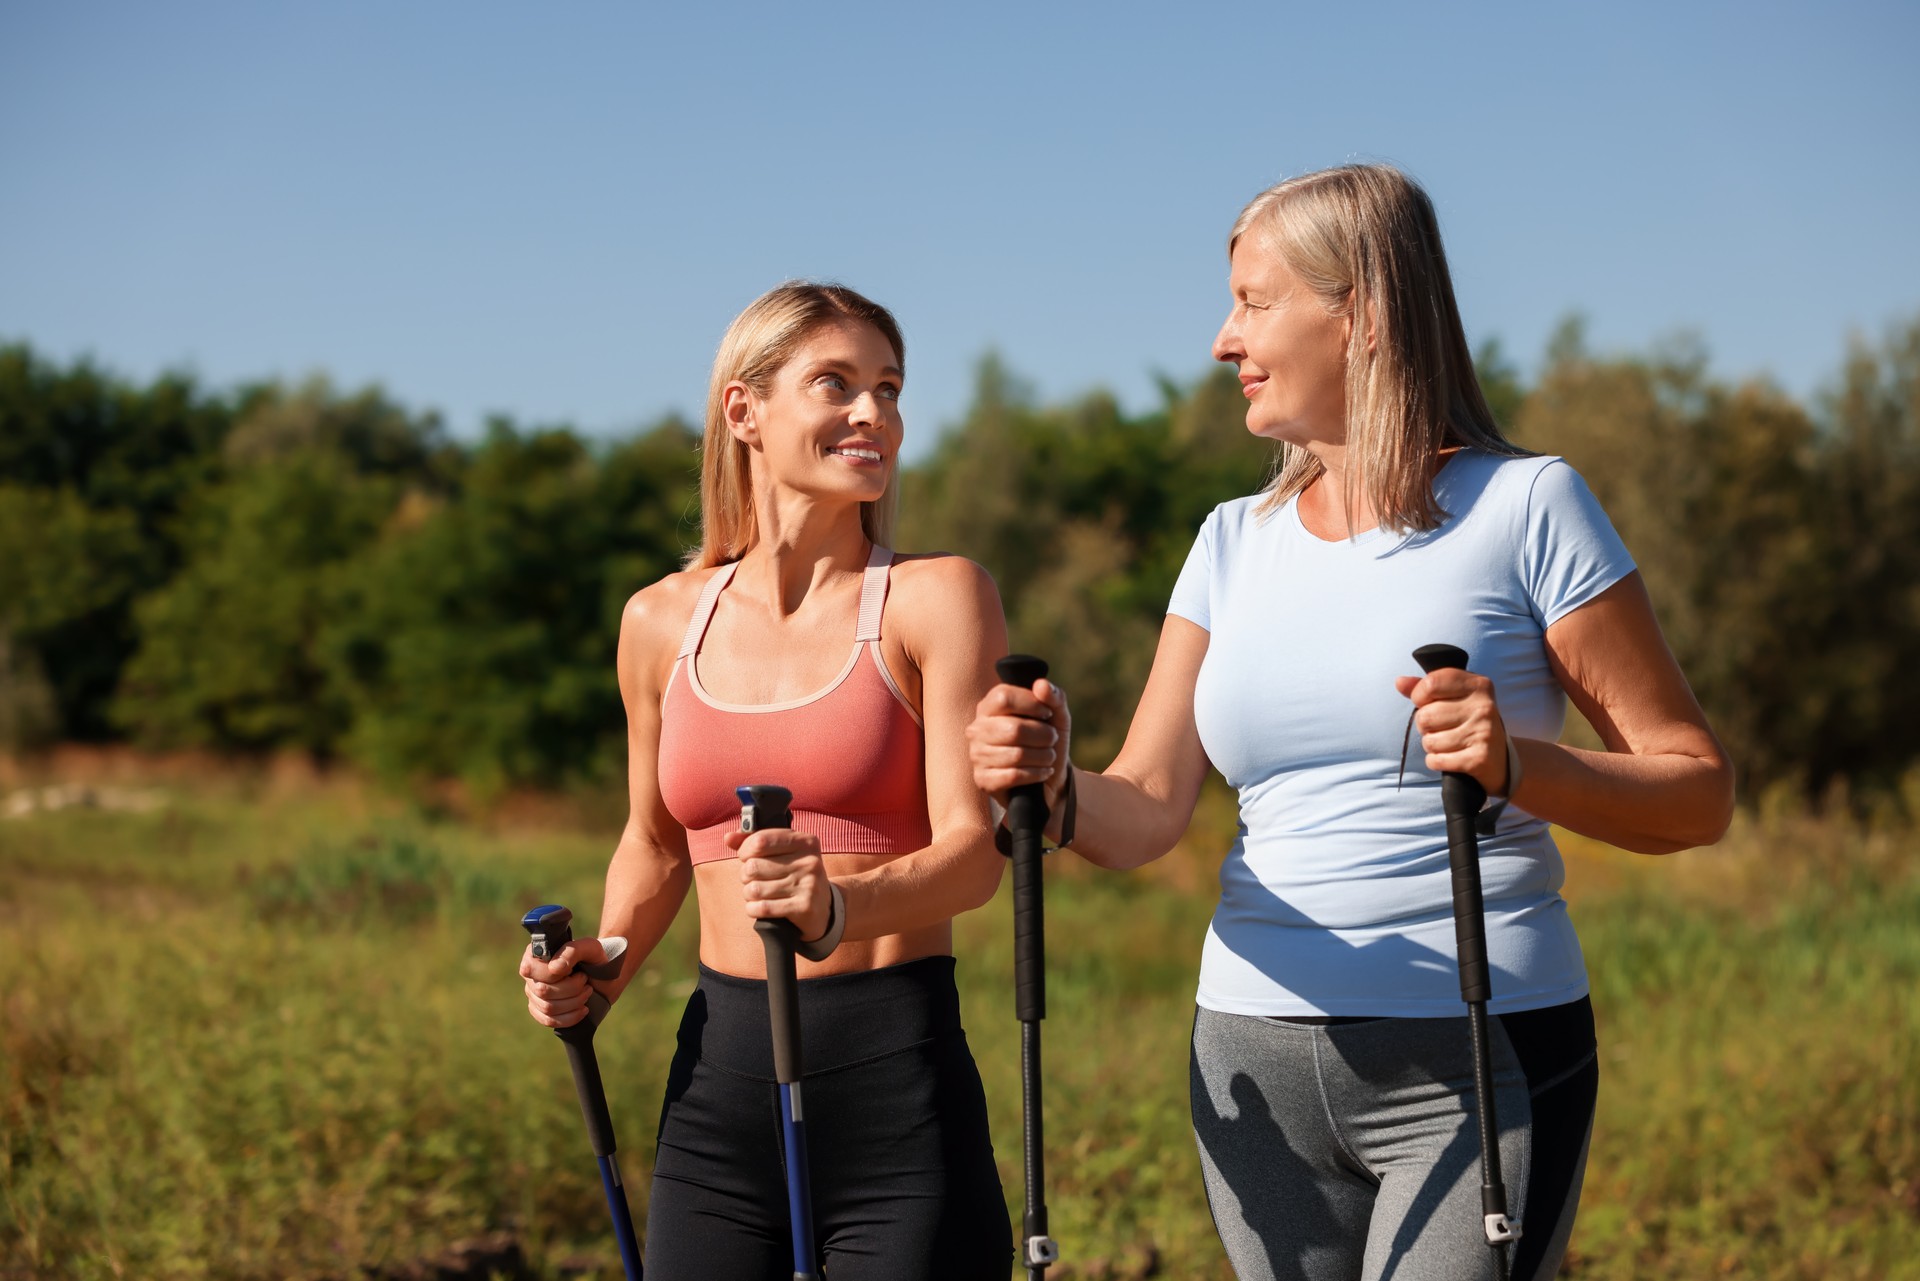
[643,956,1012,1280]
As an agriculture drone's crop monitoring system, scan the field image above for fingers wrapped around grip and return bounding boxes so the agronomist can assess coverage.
[967,677,1073,806]
[520,942,595,1029]
[724,825,833,944]
[1394,665,1510,796]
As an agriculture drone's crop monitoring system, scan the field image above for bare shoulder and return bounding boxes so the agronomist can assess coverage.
[618,565,726,685]
[883,553,1006,629]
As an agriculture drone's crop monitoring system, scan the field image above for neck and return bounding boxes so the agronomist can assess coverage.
[1298,440,1464,535]
[740,487,871,617]
[1299,438,1375,534]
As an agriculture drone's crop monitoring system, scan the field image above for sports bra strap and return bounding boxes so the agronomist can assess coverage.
[855,545,893,642]
[677,560,740,660]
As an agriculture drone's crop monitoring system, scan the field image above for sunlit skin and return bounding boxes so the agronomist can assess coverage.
[965,235,1733,869]
[521,319,1008,1027]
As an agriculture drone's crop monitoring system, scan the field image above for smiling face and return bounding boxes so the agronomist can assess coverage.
[1211,236,1353,449]
[725,318,904,508]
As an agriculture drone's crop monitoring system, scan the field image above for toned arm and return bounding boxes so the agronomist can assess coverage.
[831,555,1009,938]
[592,579,697,999]
[1402,572,1735,854]
[1063,616,1215,870]
[970,613,1214,872]
[1529,573,1734,851]
[521,574,699,1025]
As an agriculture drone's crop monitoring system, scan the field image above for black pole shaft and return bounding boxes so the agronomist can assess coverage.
[1412,645,1515,1279]
[996,654,1057,1278]
[1021,1020,1047,1273]
[558,1028,618,1156]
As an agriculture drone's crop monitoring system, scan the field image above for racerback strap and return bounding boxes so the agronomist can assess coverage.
[677,561,740,661]
[855,545,893,643]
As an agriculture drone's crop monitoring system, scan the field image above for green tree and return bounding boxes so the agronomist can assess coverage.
[106,376,453,755]
[113,451,397,753]
[1805,318,1920,794]
[1513,317,1920,799]
[0,486,143,747]
[900,357,1269,758]
[326,418,699,791]
[0,345,233,738]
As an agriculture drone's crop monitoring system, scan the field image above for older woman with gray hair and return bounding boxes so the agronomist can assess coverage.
[969,165,1733,1280]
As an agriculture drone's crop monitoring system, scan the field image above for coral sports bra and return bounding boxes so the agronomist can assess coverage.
[658,545,932,865]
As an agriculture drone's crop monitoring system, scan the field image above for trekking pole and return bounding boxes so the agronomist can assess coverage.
[738,784,821,1281]
[995,654,1060,1279]
[1412,644,1520,1280]
[520,904,642,1281]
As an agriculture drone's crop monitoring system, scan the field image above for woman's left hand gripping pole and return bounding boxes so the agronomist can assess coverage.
[521,904,644,1280]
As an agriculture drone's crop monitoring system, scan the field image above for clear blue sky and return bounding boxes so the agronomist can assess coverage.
[4,1,1916,460]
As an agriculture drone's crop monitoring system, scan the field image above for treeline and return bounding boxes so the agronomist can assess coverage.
[2,319,1916,802]
[0,352,700,792]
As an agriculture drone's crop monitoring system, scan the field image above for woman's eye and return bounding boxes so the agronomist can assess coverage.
[878,384,901,401]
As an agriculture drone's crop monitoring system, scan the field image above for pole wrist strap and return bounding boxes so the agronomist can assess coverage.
[995,764,1076,854]
[794,884,845,962]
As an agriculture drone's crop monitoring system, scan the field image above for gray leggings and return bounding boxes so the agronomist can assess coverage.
[1191,1000,1597,1281]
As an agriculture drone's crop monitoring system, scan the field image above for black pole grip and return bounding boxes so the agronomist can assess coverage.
[521,904,620,1158]
[995,654,1054,841]
[1412,646,1493,1004]
[995,655,1051,1024]
[739,785,805,1086]
[758,920,803,1085]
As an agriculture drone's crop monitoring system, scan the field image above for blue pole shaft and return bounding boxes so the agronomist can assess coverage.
[595,1154,645,1280]
[779,1084,820,1279]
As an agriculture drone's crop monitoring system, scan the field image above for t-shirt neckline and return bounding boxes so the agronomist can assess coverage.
[1283,449,1471,548]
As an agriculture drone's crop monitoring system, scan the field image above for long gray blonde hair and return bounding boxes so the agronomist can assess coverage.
[1232,164,1525,533]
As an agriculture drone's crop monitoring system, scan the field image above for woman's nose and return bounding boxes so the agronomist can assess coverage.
[1212,313,1242,365]
[850,390,883,427]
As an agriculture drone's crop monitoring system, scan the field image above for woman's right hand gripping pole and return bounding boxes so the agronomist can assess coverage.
[967,615,1216,872]
[967,675,1075,843]
[521,935,623,1032]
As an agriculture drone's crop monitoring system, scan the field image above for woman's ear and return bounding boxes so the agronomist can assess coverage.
[722,381,758,445]
[1343,304,1378,356]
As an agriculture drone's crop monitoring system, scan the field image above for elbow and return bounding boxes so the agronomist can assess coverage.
[963,840,1007,911]
[1632,758,1738,854]
[1081,840,1179,872]
[1694,754,1737,847]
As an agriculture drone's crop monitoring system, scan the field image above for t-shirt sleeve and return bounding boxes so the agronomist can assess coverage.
[1522,459,1638,628]
[1167,507,1218,631]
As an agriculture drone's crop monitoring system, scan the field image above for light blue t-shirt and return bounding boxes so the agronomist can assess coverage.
[1167,450,1636,1017]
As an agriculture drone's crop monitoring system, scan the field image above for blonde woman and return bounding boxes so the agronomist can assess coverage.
[523,282,1012,1278]
[969,166,1734,1280]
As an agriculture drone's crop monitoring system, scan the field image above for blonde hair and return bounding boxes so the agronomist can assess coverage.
[1230,164,1525,533]
[689,281,905,568]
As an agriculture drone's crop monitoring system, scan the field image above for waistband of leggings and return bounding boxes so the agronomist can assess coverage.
[685,954,966,1078]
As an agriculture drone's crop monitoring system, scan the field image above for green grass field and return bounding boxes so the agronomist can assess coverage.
[2,770,1915,1279]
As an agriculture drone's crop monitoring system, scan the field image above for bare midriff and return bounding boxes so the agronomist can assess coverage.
[692,851,953,980]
